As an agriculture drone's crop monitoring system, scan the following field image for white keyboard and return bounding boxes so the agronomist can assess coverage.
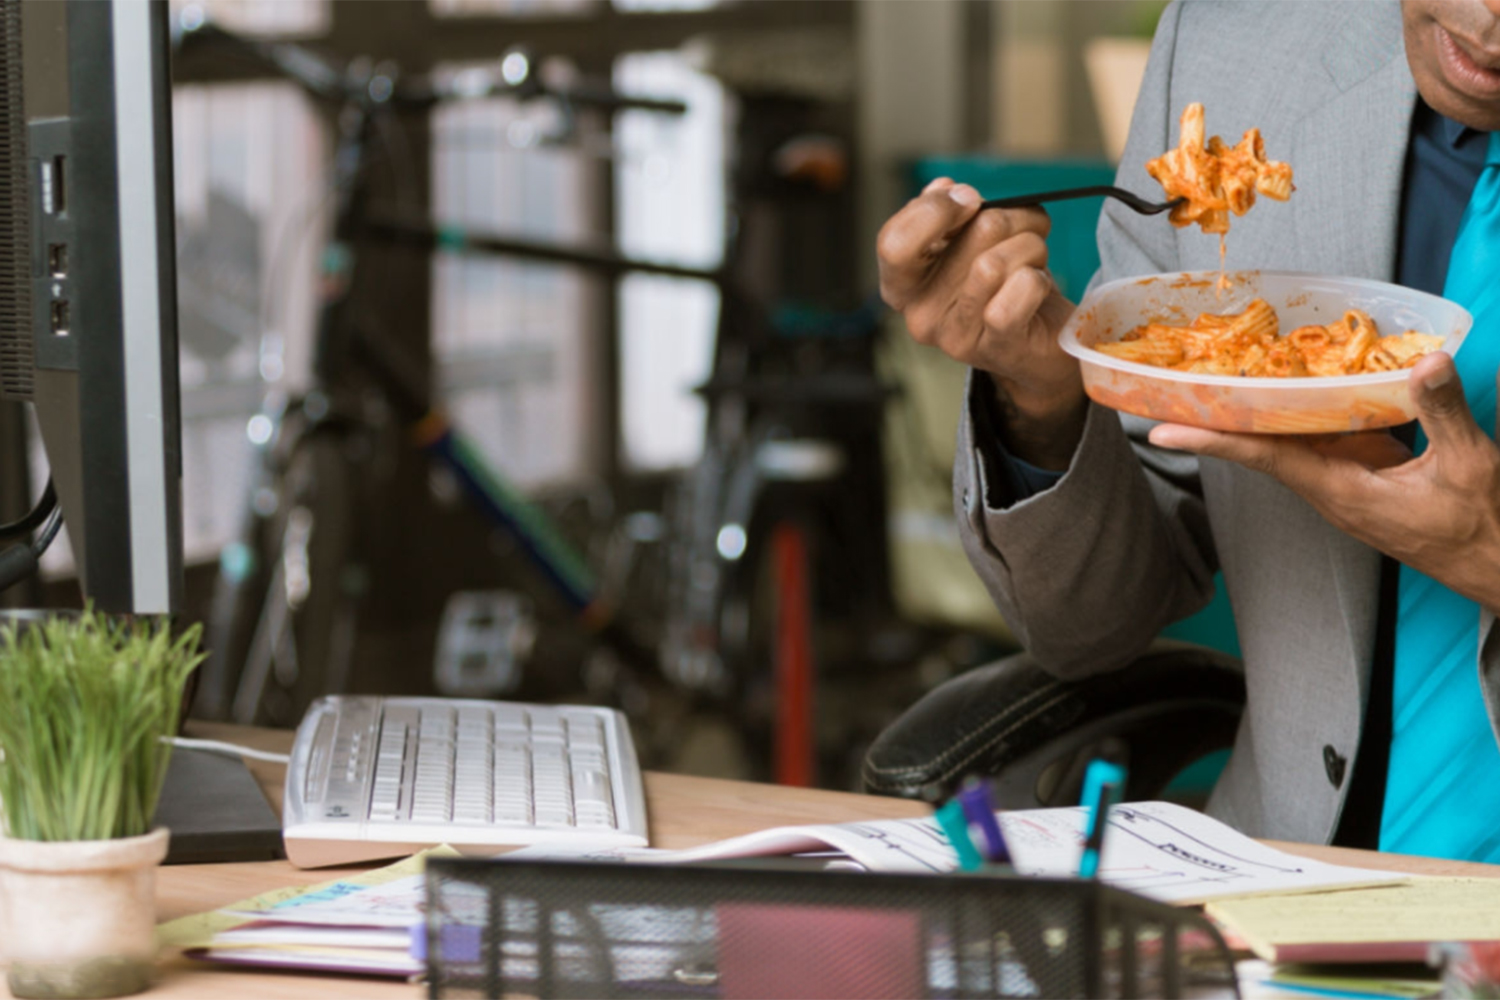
[283,695,649,868]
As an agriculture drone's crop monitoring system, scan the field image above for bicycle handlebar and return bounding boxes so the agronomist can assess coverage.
[174,21,346,99]
[400,68,689,116]
[173,16,688,117]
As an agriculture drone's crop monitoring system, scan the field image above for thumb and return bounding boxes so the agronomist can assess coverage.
[1410,353,1484,452]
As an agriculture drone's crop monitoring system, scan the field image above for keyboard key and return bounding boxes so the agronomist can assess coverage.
[420,707,455,741]
[453,800,491,823]
[576,807,615,829]
[535,803,574,826]
[494,799,532,824]
[410,721,456,824]
[572,766,612,806]
[457,707,491,733]
[528,707,566,745]
[533,744,567,771]
[565,716,606,752]
[453,749,493,823]
[493,705,529,737]
[412,803,450,823]
[383,705,421,731]
[370,784,401,821]
[570,748,605,771]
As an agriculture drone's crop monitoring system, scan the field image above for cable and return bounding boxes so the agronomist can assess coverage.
[0,498,63,594]
[164,735,292,765]
[0,479,56,541]
[30,504,61,559]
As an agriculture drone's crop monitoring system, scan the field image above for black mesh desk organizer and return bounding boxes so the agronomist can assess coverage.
[423,857,1239,999]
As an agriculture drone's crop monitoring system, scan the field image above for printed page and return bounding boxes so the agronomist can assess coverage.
[501,801,1405,905]
[662,821,955,872]
[995,801,1407,905]
[652,801,1407,903]
[499,823,954,871]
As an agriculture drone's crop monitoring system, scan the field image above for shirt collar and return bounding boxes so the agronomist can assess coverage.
[1440,112,1475,149]
[1418,98,1488,159]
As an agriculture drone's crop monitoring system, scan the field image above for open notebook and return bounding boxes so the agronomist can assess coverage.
[509,799,1408,906]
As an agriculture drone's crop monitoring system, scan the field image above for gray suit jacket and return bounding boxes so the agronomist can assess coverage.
[955,0,1500,844]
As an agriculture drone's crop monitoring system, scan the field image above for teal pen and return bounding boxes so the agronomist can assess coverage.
[1078,754,1127,879]
[1254,979,1431,1000]
[935,799,985,871]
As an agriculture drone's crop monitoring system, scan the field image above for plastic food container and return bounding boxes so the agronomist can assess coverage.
[1057,270,1473,433]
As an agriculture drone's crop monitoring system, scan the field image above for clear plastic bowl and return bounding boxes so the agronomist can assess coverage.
[1057,270,1473,433]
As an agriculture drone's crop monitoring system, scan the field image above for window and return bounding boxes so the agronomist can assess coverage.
[615,50,727,470]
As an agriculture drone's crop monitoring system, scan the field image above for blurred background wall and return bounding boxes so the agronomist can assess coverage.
[8,0,1225,792]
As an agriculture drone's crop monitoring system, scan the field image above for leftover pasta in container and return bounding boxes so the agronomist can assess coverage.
[1057,271,1472,433]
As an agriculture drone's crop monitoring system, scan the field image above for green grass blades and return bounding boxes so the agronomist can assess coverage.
[0,607,205,841]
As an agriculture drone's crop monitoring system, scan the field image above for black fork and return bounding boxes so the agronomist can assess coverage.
[981,185,1185,215]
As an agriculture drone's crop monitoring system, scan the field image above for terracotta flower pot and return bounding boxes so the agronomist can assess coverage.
[0,828,169,999]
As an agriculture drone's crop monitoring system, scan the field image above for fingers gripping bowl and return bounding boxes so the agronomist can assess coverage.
[1058,271,1473,433]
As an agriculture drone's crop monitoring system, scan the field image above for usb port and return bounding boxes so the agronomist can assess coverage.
[49,300,69,337]
[47,244,66,279]
[51,155,65,215]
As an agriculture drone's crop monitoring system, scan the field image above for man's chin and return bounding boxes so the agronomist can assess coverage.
[1419,81,1500,131]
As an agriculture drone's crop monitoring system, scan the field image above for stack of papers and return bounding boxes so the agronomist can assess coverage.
[158,849,453,977]
[162,801,1415,977]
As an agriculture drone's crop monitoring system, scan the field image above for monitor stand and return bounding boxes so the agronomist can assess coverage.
[152,748,284,864]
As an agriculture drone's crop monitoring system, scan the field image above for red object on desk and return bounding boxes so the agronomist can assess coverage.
[715,902,922,999]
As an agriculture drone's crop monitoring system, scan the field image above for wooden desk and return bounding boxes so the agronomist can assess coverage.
[9,722,1497,999]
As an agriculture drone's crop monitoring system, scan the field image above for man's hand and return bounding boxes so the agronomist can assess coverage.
[1147,353,1500,612]
[876,177,1086,469]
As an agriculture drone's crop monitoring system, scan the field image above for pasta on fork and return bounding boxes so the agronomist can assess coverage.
[1146,103,1294,235]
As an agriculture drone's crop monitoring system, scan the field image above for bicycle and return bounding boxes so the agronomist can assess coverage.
[175,19,699,731]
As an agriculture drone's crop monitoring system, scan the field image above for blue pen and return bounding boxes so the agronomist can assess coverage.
[935,798,985,871]
[956,777,1011,864]
[1078,751,1127,879]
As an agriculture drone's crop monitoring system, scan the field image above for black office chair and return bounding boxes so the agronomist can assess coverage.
[862,640,1245,809]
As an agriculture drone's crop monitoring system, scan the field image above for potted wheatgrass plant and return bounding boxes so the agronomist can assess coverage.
[0,608,204,1000]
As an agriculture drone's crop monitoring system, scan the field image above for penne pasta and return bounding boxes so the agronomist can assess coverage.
[1377,331,1444,367]
[1224,298,1279,344]
[1095,338,1186,367]
[1146,104,1294,237]
[1091,299,1444,379]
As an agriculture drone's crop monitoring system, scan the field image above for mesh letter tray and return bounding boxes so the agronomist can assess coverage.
[423,857,1239,999]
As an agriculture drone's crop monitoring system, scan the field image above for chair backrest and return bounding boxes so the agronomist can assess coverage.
[863,640,1245,810]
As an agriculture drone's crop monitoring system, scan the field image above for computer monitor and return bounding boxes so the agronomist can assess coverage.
[0,0,282,862]
[0,0,182,614]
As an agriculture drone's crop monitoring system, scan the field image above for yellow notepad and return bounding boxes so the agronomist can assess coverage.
[1206,876,1500,963]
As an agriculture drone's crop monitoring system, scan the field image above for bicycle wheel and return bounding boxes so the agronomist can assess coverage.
[199,409,299,721]
[216,423,365,728]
